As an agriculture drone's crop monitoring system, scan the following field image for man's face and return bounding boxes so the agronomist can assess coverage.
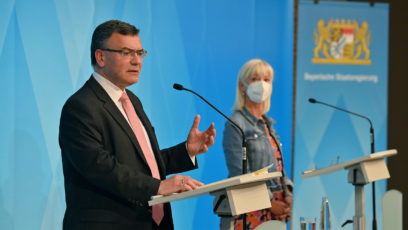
[95,33,143,89]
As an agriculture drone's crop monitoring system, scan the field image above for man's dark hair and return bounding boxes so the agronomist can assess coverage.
[91,20,139,67]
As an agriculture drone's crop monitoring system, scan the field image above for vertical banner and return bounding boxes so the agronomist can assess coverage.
[293,1,389,230]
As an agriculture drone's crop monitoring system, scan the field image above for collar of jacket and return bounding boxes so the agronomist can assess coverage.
[86,76,165,177]
[239,107,275,127]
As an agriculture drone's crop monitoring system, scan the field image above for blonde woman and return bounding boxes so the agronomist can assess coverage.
[221,59,293,230]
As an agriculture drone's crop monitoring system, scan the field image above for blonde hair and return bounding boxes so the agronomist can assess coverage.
[233,59,274,114]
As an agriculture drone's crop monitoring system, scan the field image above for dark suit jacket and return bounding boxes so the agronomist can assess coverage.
[59,77,197,230]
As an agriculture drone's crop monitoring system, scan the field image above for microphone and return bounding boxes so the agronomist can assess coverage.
[308,97,378,230]
[173,83,184,91]
[173,83,248,174]
[308,98,374,136]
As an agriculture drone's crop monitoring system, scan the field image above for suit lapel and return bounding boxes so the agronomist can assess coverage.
[86,77,150,169]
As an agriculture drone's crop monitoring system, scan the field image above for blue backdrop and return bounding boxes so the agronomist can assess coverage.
[0,1,294,229]
[292,1,389,230]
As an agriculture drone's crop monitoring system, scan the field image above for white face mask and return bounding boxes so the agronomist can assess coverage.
[245,81,272,103]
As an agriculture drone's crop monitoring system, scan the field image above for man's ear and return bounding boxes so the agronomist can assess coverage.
[95,49,105,67]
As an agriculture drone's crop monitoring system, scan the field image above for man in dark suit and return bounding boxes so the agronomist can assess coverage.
[59,20,216,230]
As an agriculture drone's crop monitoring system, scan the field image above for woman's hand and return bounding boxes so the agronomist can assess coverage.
[270,197,292,221]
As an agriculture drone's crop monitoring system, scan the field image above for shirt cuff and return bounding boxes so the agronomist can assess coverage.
[185,142,196,166]
[190,155,196,166]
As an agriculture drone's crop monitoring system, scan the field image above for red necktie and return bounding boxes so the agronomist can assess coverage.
[120,92,164,225]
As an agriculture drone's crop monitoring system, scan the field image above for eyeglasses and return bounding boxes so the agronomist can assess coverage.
[100,48,147,59]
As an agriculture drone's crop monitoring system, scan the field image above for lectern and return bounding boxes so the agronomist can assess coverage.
[149,171,281,216]
[302,149,397,230]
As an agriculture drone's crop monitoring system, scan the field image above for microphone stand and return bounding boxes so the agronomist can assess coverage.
[309,98,377,230]
[173,84,248,230]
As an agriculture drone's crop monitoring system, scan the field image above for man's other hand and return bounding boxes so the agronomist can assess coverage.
[186,114,216,156]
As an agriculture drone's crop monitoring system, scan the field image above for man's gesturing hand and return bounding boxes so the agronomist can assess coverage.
[186,115,216,156]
